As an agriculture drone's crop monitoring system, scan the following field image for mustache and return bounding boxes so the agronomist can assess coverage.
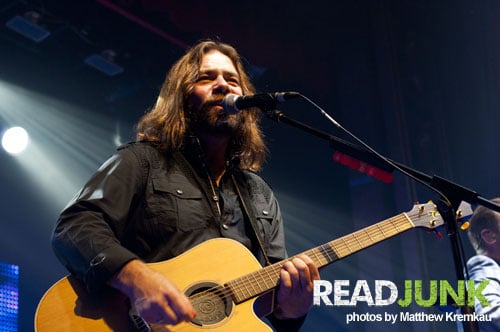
[185,94,234,116]
[203,94,225,107]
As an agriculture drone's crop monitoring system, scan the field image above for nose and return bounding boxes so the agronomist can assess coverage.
[213,75,230,94]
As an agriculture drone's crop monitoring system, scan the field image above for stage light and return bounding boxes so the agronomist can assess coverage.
[84,49,124,76]
[0,80,121,209]
[2,126,29,155]
[5,11,50,43]
[0,262,19,332]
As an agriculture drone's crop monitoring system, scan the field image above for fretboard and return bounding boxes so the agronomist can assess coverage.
[226,212,415,303]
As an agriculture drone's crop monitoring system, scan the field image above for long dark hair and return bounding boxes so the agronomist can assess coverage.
[135,40,266,171]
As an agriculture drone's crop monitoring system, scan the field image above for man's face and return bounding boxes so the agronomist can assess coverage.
[187,50,244,137]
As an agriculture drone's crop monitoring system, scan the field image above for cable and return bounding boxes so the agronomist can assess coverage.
[298,93,454,210]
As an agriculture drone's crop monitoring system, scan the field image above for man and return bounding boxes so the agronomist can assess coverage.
[52,40,319,331]
[467,198,500,332]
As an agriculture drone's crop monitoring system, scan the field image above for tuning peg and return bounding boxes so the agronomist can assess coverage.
[460,221,470,231]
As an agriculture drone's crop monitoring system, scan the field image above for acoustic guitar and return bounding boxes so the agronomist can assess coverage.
[34,201,471,331]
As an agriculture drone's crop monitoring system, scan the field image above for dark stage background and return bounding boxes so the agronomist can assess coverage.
[0,1,499,331]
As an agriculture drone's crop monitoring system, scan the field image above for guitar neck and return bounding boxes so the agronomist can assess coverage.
[227,212,415,303]
[307,212,415,267]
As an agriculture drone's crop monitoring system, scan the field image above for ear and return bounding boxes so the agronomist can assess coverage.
[480,228,497,246]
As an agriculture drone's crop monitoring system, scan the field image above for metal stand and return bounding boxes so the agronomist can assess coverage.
[265,108,500,332]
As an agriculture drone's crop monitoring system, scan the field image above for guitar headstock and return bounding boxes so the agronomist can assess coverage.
[407,201,444,230]
[407,200,474,230]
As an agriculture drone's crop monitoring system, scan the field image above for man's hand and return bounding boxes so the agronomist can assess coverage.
[275,254,320,319]
[109,259,196,325]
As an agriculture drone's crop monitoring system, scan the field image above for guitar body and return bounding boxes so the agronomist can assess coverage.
[35,238,272,332]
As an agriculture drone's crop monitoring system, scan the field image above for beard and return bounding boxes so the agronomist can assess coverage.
[187,95,243,137]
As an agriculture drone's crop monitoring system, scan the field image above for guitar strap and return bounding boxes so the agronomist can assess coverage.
[231,173,272,267]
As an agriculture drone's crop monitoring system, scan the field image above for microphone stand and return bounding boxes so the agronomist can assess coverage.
[265,109,500,332]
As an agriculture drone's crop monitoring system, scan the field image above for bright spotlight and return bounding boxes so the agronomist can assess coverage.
[2,126,29,154]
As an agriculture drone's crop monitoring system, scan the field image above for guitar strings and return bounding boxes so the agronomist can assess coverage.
[187,210,427,308]
[187,212,415,306]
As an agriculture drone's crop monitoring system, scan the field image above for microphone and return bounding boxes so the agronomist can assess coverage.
[222,92,300,114]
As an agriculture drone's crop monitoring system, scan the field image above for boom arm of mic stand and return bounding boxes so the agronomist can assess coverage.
[265,109,500,212]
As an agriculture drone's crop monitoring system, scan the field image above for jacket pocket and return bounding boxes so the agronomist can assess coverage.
[148,177,210,232]
[253,205,275,248]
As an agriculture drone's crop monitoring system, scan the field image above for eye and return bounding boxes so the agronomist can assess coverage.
[196,70,217,83]
[196,74,211,83]
[226,76,240,86]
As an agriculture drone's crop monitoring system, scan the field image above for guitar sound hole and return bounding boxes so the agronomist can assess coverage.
[185,282,233,326]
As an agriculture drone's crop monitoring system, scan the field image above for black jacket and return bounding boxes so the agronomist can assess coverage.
[52,141,287,292]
